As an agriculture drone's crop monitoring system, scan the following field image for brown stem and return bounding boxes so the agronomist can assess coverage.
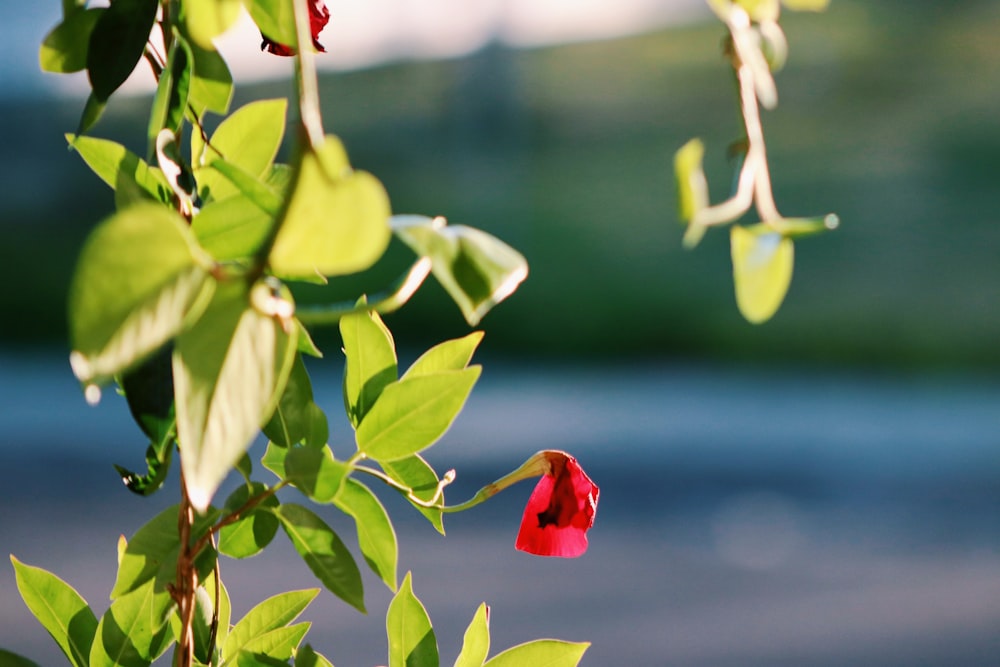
[173,472,198,667]
[207,535,221,663]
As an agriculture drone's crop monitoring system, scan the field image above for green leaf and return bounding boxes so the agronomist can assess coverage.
[269,137,391,279]
[261,441,290,479]
[114,441,173,497]
[193,195,275,261]
[112,505,220,599]
[334,478,398,592]
[482,640,588,667]
[90,578,175,667]
[244,0,297,49]
[66,134,171,201]
[147,33,193,159]
[238,623,310,665]
[174,280,297,512]
[380,455,445,534]
[11,556,98,667]
[187,38,234,116]
[67,203,213,386]
[76,92,107,137]
[40,8,104,73]
[453,603,490,667]
[356,368,481,462]
[295,644,334,667]
[272,504,365,613]
[340,306,397,428]
[182,0,242,49]
[264,354,328,447]
[403,332,483,379]
[730,224,794,324]
[0,649,42,667]
[284,444,349,502]
[674,138,710,248]
[392,216,527,326]
[223,589,318,664]
[766,214,840,238]
[218,482,280,559]
[86,0,159,101]
[207,159,284,216]
[120,344,175,446]
[386,572,438,667]
[195,98,287,201]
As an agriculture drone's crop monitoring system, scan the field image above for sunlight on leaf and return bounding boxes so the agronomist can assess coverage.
[386,573,438,667]
[730,224,794,324]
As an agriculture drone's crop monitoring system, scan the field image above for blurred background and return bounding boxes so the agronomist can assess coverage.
[3,1,1000,665]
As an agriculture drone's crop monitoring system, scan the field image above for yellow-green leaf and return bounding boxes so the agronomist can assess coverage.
[730,224,794,324]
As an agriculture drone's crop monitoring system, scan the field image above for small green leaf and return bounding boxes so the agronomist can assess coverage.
[341,306,397,428]
[193,195,275,261]
[187,38,234,116]
[356,368,481,462]
[453,603,490,667]
[68,203,213,386]
[174,280,297,512]
[40,8,104,73]
[334,478,398,591]
[245,0,297,49]
[392,216,527,326]
[766,214,840,238]
[11,556,98,667]
[90,578,175,667]
[273,504,365,613]
[380,455,445,534]
[284,444,349,502]
[674,138,710,248]
[66,134,171,201]
[482,640,588,667]
[403,332,483,379]
[114,441,173,497]
[182,0,242,48]
[207,159,284,216]
[269,137,392,279]
[261,441,290,479]
[0,649,42,667]
[386,572,438,667]
[730,224,794,324]
[147,33,193,159]
[86,0,159,101]
[295,644,334,667]
[223,589,318,664]
[218,482,280,559]
[264,354,327,447]
[195,98,287,201]
[75,92,107,137]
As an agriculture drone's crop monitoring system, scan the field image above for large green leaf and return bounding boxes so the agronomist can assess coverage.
[482,640,589,667]
[218,482,280,559]
[453,603,490,667]
[730,224,794,324]
[403,332,483,379]
[174,280,297,513]
[187,38,234,116]
[193,194,275,261]
[0,649,42,667]
[236,624,310,665]
[39,8,104,73]
[334,478,398,592]
[386,573,438,667]
[272,504,365,613]
[244,0,297,48]
[295,644,334,667]
[380,455,445,534]
[195,98,287,201]
[90,579,175,667]
[182,0,242,49]
[11,556,98,667]
[269,137,391,279]
[283,444,349,502]
[68,203,213,386]
[392,216,527,326]
[112,505,219,598]
[340,306,397,428]
[263,354,328,447]
[223,589,317,664]
[147,33,193,159]
[356,368,481,462]
[66,134,171,201]
[86,0,159,101]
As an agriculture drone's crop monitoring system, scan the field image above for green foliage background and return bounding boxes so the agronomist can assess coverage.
[5,0,1000,368]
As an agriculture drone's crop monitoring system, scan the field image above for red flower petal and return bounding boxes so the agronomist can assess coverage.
[515,454,598,558]
[260,0,330,57]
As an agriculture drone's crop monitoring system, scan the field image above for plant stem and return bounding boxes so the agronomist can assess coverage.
[174,471,197,667]
[296,258,433,325]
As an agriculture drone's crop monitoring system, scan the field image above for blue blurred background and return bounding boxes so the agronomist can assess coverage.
[3,1,1000,665]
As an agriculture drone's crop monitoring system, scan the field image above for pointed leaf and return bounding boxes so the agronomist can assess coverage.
[386,572,438,667]
[223,589,318,663]
[76,92,106,137]
[403,332,483,379]
[40,8,105,73]
[392,216,527,326]
[482,640,588,667]
[90,579,175,667]
[187,38,234,116]
[730,224,794,324]
[11,556,98,667]
[237,623,310,665]
[356,368,481,462]
[0,650,41,667]
[380,455,445,534]
[86,0,159,101]
[182,0,242,49]
[66,134,171,201]
[269,137,391,279]
[295,644,334,667]
[207,159,283,215]
[340,307,397,428]
[264,354,327,447]
[284,444,349,502]
[218,482,281,559]
[147,33,193,158]
[68,203,213,386]
[453,603,490,667]
[272,504,365,612]
[334,478,398,591]
[174,281,297,512]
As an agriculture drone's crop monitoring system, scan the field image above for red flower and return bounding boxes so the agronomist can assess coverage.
[260,0,331,57]
[515,452,599,558]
